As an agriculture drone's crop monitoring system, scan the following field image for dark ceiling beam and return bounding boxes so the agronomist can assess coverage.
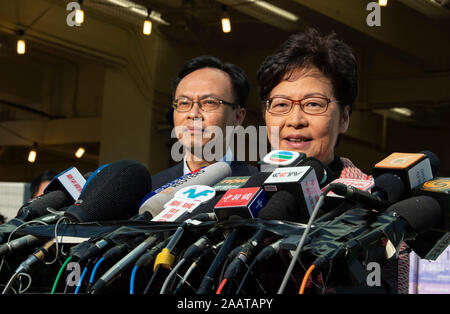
[293,0,450,70]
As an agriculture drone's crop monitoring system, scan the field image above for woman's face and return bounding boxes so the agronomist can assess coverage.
[265,66,350,165]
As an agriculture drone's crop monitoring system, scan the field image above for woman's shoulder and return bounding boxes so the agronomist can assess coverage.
[339,157,373,181]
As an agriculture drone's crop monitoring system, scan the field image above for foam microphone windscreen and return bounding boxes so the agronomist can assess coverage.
[301,157,325,185]
[16,190,69,220]
[258,190,299,221]
[386,195,442,233]
[64,160,152,222]
[420,150,440,177]
[373,173,406,203]
[242,171,272,188]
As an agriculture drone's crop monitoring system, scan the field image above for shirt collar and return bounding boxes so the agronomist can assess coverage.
[183,147,233,175]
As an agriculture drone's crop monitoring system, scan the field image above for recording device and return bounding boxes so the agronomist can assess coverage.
[372,152,434,195]
[138,162,232,218]
[221,191,299,285]
[43,166,86,202]
[262,165,321,223]
[407,177,450,260]
[258,150,306,172]
[64,160,152,222]
[213,187,267,221]
[213,176,251,192]
[15,169,92,222]
[152,185,216,222]
[14,238,56,274]
[310,195,442,270]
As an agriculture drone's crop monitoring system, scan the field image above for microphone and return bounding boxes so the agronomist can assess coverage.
[407,177,450,260]
[262,162,321,223]
[138,162,232,218]
[13,169,92,223]
[14,238,56,274]
[64,160,152,222]
[90,233,162,293]
[15,191,70,222]
[213,176,251,192]
[316,195,442,267]
[219,191,299,293]
[213,187,268,221]
[315,173,406,223]
[258,150,306,172]
[151,185,216,222]
[372,151,435,195]
[306,195,442,281]
[43,166,86,202]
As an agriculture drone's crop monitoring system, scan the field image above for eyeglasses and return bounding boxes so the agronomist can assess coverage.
[172,96,238,112]
[265,96,332,116]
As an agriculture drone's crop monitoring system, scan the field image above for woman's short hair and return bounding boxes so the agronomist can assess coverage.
[257,28,358,116]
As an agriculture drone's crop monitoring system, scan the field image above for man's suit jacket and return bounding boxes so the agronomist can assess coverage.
[150,161,258,191]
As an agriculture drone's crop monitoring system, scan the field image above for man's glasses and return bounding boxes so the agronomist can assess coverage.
[265,96,332,115]
[172,96,238,112]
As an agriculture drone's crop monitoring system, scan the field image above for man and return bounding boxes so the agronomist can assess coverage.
[151,55,257,190]
[29,170,58,199]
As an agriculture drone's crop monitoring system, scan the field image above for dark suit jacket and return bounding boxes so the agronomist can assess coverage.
[151,161,258,191]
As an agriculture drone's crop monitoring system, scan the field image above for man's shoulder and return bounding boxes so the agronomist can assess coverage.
[150,163,183,191]
[150,161,257,191]
[230,161,258,176]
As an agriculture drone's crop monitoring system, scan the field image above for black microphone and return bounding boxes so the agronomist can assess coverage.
[64,160,152,222]
[315,172,407,223]
[14,238,56,274]
[262,161,322,223]
[15,190,70,222]
[213,172,271,221]
[407,177,450,260]
[312,195,442,269]
[90,233,162,294]
[220,191,298,291]
[196,215,243,294]
[372,151,436,196]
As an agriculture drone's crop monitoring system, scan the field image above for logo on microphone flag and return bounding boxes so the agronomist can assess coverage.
[263,150,301,166]
[214,187,267,219]
[175,185,216,203]
[323,178,375,197]
[421,178,450,193]
[152,197,201,222]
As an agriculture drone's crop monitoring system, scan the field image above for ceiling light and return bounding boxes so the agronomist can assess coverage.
[101,0,169,25]
[390,107,412,117]
[28,144,37,163]
[379,0,388,6]
[249,0,299,22]
[75,147,85,158]
[76,0,85,24]
[221,6,231,33]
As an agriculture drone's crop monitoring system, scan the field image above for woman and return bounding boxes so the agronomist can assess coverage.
[256,28,408,294]
[257,28,370,182]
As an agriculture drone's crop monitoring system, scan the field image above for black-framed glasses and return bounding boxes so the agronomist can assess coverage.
[265,96,332,115]
[172,96,238,112]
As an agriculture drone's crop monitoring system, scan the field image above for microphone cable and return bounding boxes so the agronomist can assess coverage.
[196,228,239,294]
[74,259,93,294]
[277,185,331,294]
[173,240,224,294]
[298,264,315,294]
[50,255,73,294]
[235,238,283,294]
[130,235,172,295]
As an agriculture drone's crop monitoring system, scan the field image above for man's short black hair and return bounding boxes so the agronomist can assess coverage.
[257,28,358,116]
[30,170,58,198]
[171,55,250,109]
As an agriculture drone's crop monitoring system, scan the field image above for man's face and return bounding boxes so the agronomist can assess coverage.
[173,67,245,159]
[32,180,51,199]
